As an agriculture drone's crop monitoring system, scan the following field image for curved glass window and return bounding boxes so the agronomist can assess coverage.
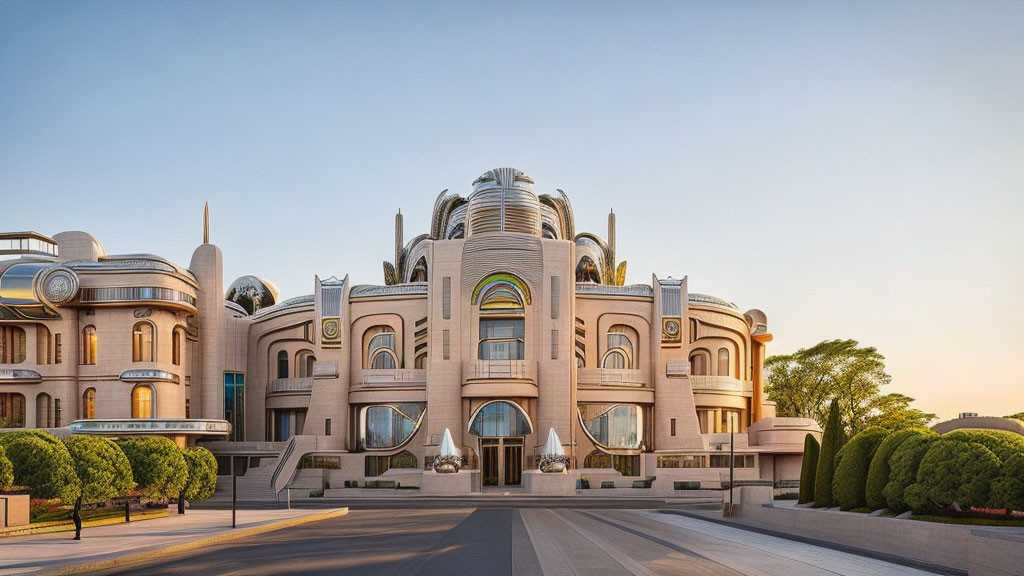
[132,322,154,362]
[361,403,425,450]
[578,404,642,450]
[132,385,154,418]
[468,400,532,437]
[0,326,27,364]
[82,388,96,419]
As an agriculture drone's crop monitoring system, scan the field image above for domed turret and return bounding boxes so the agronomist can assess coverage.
[226,275,280,315]
[465,167,542,236]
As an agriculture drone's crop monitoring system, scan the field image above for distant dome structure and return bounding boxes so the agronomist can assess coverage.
[466,167,542,237]
[226,275,280,315]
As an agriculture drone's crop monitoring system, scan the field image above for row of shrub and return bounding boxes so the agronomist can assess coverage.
[799,400,1024,515]
[0,430,217,507]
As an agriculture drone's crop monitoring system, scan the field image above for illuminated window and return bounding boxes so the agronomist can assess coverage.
[132,322,154,362]
[172,328,183,366]
[131,385,154,418]
[82,388,96,419]
[81,326,97,365]
[0,326,27,364]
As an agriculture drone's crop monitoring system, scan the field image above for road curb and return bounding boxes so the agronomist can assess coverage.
[31,508,349,576]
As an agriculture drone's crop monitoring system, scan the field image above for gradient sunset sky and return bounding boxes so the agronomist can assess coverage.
[2,1,1022,421]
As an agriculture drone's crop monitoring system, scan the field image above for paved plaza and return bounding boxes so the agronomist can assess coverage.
[17,505,945,576]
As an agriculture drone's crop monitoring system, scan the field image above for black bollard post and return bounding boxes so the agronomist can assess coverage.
[178,490,186,515]
[231,474,237,529]
[125,498,131,523]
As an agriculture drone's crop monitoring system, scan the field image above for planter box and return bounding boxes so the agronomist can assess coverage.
[0,494,30,527]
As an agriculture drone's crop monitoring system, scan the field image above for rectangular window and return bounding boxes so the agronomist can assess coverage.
[54,398,61,427]
[224,373,244,442]
[670,418,676,436]
[54,334,62,364]
[442,277,451,319]
[325,418,332,436]
[442,330,450,360]
[551,330,558,360]
[185,377,191,419]
[550,276,560,319]
[478,318,524,360]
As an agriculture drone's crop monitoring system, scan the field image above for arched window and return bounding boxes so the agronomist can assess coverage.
[689,353,706,376]
[36,325,52,365]
[0,326,27,364]
[296,350,316,378]
[359,403,426,450]
[476,279,526,361]
[36,392,52,428]
[409,257,428,282]
[575,256,601,283]
[131,385,154,418]
[364,326,397,369]
[132,322,154,362]
[468,400,533,437]
[172,328,183,366]
[81,326,97,365]
[414,352,427,369]
[603,325,636,369]
[82,388,96,419]
[717,347,731,378]
[0,393,26,427]
[277,350,289,379]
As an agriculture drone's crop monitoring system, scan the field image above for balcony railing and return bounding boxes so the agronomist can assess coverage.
[361,368,427,387]
[577,367,646,387]
[267,377,314,395]
[463,360,536,381]
[689,376,753,395]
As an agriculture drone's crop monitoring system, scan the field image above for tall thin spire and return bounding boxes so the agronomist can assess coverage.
[203,203,210,244]
[607,208,616,263]
[394,210,404,267]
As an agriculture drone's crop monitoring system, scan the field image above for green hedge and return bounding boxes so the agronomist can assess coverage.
[814,399,845,508]
[63,435,135,502]
[0,444,13,489]
[0,429,62,447]
[905,439,1001,512]
[117,437,187,500]
[182,447,218,502]
[990,454,1024,512]
[883,432,937,513]
[941,429,1024,462]
[865,428,931,510]
[798,433,819,504]
[3,435,80,501]
[832,427,887,510]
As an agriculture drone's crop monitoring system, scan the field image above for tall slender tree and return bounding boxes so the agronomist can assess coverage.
[798,433,820,504]
[814,399,845,508]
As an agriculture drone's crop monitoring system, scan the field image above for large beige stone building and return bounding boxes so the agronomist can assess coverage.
[0,167,818,496]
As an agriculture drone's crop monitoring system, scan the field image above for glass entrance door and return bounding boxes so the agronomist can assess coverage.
[479,437,523,487]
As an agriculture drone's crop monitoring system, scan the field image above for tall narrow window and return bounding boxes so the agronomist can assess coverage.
[132,322,154,362]
[54,398,61,427]
[36,325,52,365]
[54,333,62,364]
[81,326,97,365]
[277,350,288,379]
[671,418,677,436]
[0,326,27,364]
[477,279,526,361]
[717,347,731,378]
[82,388,96,419]
[172,328,182,366]
[36,392,52,427]
[131,385,154,418]
[224,373,244,441]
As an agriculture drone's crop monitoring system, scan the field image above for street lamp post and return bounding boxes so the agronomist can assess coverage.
[728,424,735,517]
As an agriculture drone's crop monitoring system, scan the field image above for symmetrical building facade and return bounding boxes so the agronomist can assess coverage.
[0,167,818,495]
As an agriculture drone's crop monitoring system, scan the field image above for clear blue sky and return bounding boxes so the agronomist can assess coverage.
[2,1,1022,420]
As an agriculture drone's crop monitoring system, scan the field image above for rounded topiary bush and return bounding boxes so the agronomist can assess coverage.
[865,428,931,510]
[905,439,1001,513]
[990,453,1024,513]
[182,447,218,503]
[4,435,80,501]
[63,435,135,502]
[832,426,887,510]
[798,433,820,504]
[0,444,14,490]
[883,432,937,513]
[0,429,62,447]
[941,429,1024,462]
[117,437,187,500]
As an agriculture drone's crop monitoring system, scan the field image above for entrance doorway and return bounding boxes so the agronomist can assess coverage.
[480,437,523,487]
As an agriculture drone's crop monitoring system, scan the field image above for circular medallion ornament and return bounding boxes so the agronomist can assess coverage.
[322,319,340,340]
[664,319,680,337]
[41,267,79,305]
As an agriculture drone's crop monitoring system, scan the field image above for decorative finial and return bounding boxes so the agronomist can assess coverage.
[203,203,209,244]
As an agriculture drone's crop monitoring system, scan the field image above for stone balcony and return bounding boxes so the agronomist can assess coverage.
[463,360,536,381]
[267,377,314,395]
[576,367,646,388]
[689,376,753,396]
[361,368,427,387]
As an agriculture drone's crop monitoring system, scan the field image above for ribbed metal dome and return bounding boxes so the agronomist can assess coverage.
[465,167,542,237]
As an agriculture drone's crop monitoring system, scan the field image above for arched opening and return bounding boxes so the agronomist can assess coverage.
[717,347,731,378]
[689,352,707,376]
[81,325,97,365]
[36,325,52,365]
[0,393,26,428]
[172,328,184,366]
[476,277,527,361]
[296,350,317,378]
[409,256,428,282]
[603,324,636,369]
[132,322,154,362]
[131,385,154,418]
[82,388,96,419]
[35,392,52,428]
[276,350,289,379]
[1,326,27,364]
[575,256,602,283]
[469,400,532,488]
[364,326,397,369]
